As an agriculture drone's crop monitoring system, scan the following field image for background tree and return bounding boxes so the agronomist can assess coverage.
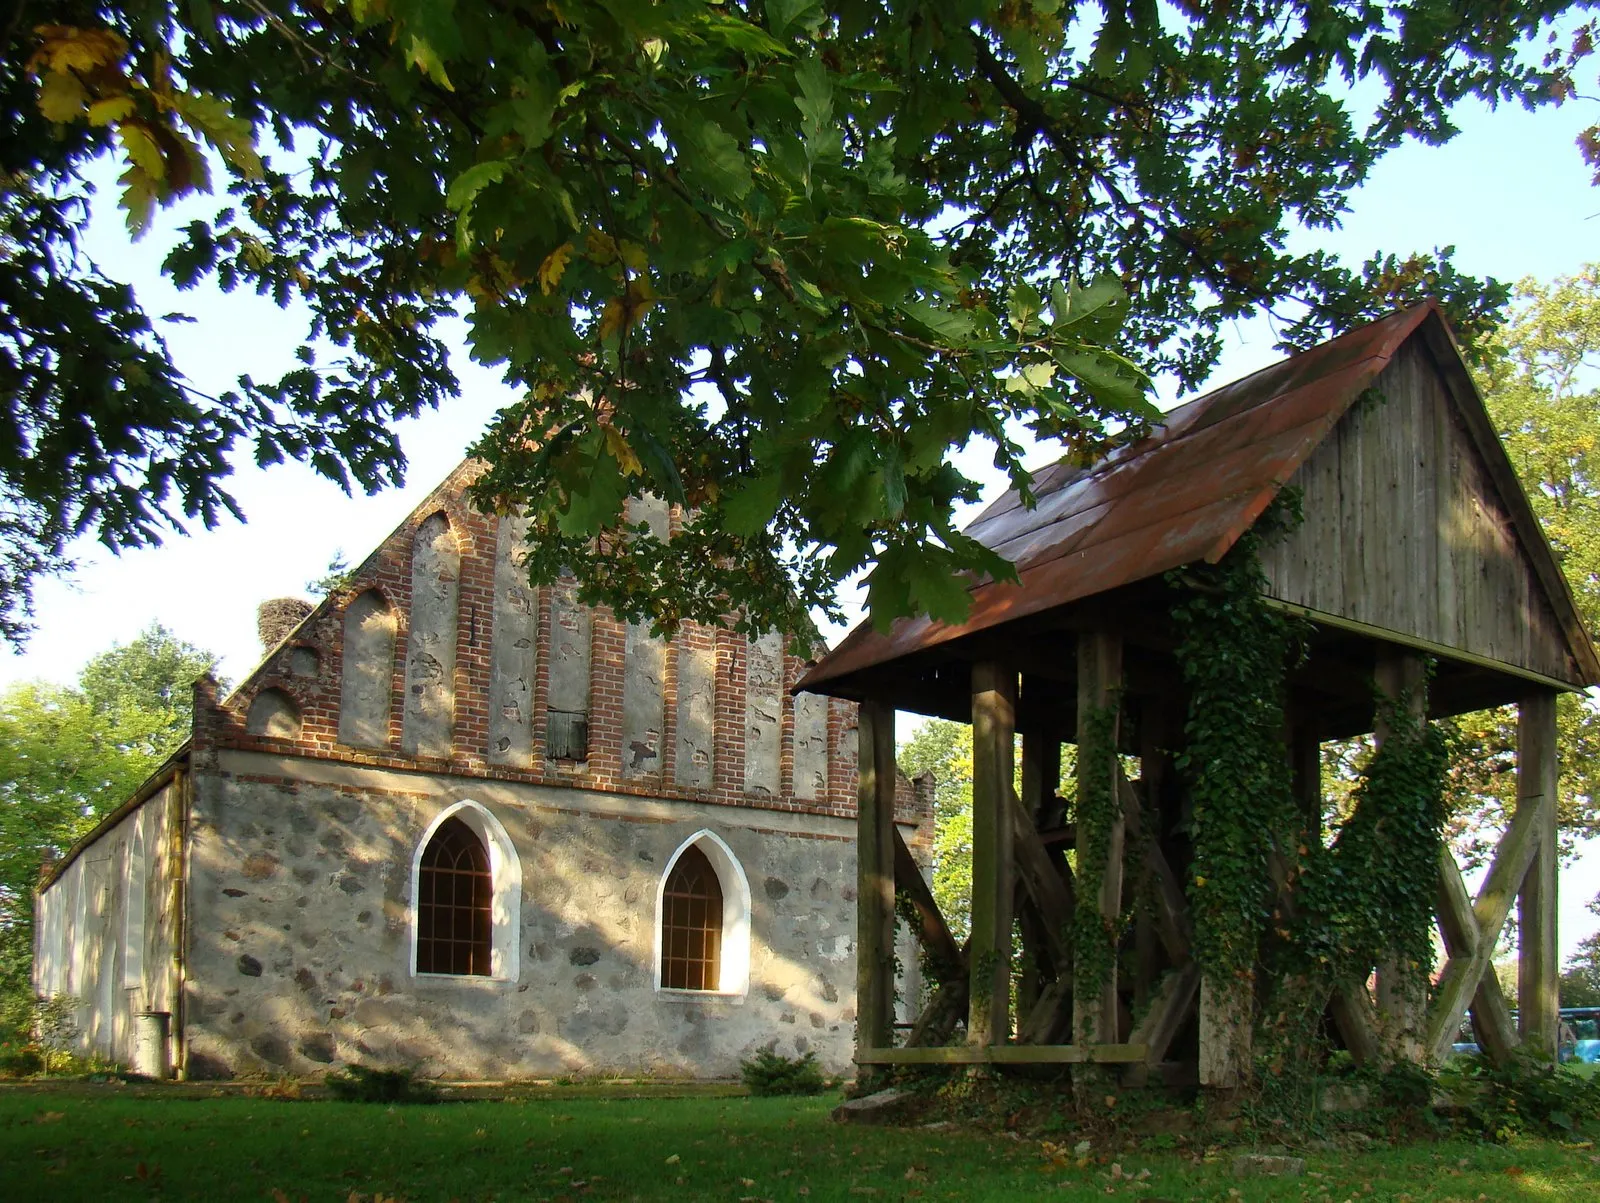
[898,719,975,940]
[1437,268,1600,863]
[0,625,217,1037]
[1561,893,1600,1008]
[4,2,1581,641]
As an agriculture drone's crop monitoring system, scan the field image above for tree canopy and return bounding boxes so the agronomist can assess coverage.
[4,2,1582,639]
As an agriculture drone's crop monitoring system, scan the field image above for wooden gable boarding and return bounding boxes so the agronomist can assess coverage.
[1259,328,1591,690]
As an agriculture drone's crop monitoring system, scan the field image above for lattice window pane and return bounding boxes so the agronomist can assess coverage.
[417,817,493,976]
[660,845,724,991]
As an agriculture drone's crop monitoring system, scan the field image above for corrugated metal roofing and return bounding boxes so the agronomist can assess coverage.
[798,302,1599,694]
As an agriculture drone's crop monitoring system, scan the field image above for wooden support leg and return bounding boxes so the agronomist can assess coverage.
[1517,690,1559,1062]
[1374,651,1428,1064]
[969,662,1017,1047]
[1289,724,1322,842]
[856,702,897,1063]
[1200,974,1253,1088]
[1073,632,1123,1047]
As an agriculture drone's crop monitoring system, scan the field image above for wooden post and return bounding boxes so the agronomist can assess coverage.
[1374,650,1427,1064]
[856,701,897,1060]
[1517,690,1559,1062]
[1289,724,1322,841]
[969,663,1017,1046]
[1073,631,1123,1047]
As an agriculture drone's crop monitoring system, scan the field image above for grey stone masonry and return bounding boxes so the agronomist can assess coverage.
[792,691,829,801]
[622,496,670,780]
[339,590,395,748]
[489,512,537,767]
[673,634,717,790]
[402,512,459,757]
[744,631,784,796]
[547,575,592,757]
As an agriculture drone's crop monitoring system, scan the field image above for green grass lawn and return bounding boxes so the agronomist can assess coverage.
[1,1086,1596,1201]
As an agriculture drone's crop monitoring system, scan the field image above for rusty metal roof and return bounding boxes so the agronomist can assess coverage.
[799,301,1599,694]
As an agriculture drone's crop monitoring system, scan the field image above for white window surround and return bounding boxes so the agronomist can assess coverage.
[653,829,751,999]
[407,799,521,983]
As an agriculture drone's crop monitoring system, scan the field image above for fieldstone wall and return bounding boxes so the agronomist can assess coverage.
[181,750,890,1081]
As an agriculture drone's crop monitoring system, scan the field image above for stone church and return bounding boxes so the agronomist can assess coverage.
[32,462,931,1080]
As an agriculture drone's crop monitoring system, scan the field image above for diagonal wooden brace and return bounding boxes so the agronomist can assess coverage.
[893,826,963,979]
[1116,771,1191,964]
[1425,792,1547,1064]
[1128,962,1201,1066]
[1009,790,1075,969]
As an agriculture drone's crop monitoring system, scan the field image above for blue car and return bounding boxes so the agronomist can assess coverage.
[1560,1008,1600,1063]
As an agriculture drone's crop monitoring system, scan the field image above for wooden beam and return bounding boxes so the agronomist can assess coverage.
[1074,631,1124,1046]
[892,826,961,979]
[905,973,969,1049]
[855,701,897,1057]
[1017,977,1073,1045]
[1289,724,1322,839]
[1011,794,1075,966]
[1517,690,1560,1062]
[856,1042,1149,1066]
[969,662,1017,1046]
[1470,965,1521,1066]
[1199,975,1253,1087]
[1425,787,1548,1063]
[1017,732,1063,1017]
[1116,771,1190,965]
[1374,650,1428,1064]
[1128,963,1201,1067]
[1263,597,1586,696]
[1329,982,1383,1067]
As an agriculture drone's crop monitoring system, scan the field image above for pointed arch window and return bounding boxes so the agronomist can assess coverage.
[661,845,723,991]
[416,817,493,976]
[654,831,751,996]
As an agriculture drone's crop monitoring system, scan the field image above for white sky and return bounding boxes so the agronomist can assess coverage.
[4,89,1600,955]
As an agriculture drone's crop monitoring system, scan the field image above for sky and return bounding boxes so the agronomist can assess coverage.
[5,76,1600,955]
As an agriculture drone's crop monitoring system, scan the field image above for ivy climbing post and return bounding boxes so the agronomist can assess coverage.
[855,700,897,1060]
[1073,631,1123,1048]
[1517,689,1560,1061]
[1374,650,1429,1064]
[968,662,1017,1048]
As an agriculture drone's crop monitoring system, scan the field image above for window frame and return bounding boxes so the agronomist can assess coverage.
[407,800,521,983]
[652,830,751,999]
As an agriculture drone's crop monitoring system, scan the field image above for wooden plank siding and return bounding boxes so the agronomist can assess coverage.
[1259,340,1578,686]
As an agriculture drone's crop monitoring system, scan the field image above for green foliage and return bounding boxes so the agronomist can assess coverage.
[5,3,1568,640]
[1295,685,1453,996]
[323,1064,441,1105]
[1071,701,1119,1030]
[898,720,975,941]
[738,1048,827,1097]
[1441,267,1600,859]
[1439,1051,1600,1140]
[1168,505,1301,983]
[305,550,355,597]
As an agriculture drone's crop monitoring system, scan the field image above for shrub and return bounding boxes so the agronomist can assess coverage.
[323,1064,440,1104]
[0,1038,43,1078]
[739,1048,826,1097]
[1440,1051,1600,1140]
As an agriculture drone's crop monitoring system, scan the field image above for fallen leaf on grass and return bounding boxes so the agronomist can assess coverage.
[36,1112,65,1124]
[665,1155,680,1165]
